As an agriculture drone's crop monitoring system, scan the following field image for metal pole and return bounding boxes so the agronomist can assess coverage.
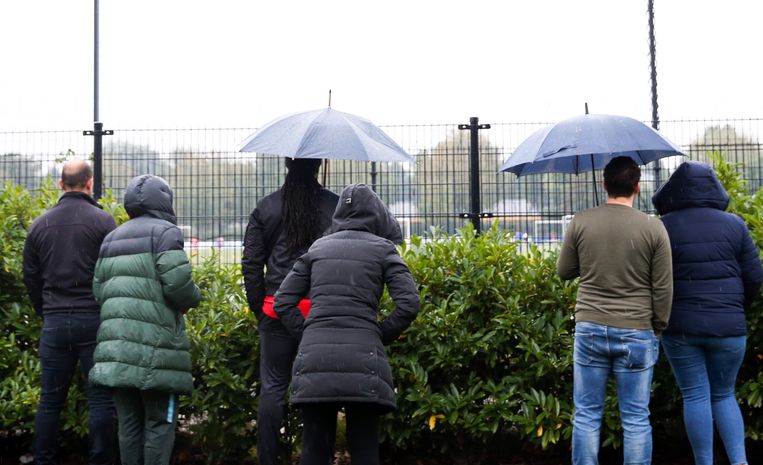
[93,122,103,197]
[585,103,599,205]
[94,0,99,123]
[93,0,101,198]
[85,0,112,199]
[468,117,481,232]
[370,161,377,192]
[647,0,662,187]
[458,117,491,233]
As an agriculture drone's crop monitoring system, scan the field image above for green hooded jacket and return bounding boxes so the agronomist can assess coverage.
[89,175,201,394]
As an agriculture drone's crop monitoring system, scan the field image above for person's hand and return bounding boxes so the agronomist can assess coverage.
[179,308,189,315]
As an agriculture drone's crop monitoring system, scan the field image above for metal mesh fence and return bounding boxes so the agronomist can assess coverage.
[2,117,762,262]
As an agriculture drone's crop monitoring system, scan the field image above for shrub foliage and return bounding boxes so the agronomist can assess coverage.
[381,224,577,461]
[3,158,763,463]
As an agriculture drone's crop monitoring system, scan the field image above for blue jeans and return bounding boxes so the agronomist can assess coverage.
[572,322,659,465]
[34,312,116,465]
[662,334,747,465]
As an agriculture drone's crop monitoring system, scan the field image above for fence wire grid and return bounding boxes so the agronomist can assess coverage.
[2,117,762,262]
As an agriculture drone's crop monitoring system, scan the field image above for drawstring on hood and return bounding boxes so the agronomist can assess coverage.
[330,184,403,244]
[652,161,730,215]
[124,174,178,224]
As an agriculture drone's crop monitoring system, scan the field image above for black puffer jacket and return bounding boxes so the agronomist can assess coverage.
[241,188,339,321]
[274,184,419,412]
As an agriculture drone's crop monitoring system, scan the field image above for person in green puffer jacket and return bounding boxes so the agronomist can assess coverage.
[89,174,201,465]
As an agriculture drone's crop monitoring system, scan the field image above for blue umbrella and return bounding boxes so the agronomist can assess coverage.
[498,113,684,204]
[499,114,683,176]
[238,107,414,163]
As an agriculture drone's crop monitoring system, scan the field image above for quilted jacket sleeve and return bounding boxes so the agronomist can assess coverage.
[737,218,763,308]
[274,254,311,341]
[156,226,201,311]
[379,245,420,345]
[92,257,104,304]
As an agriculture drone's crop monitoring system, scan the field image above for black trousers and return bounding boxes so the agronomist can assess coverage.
[299,403,381,465]
[257,318,299,465]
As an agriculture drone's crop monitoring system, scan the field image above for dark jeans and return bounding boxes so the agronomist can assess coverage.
[34,312,115,465]
[257,318,299,465]
[299,403,381,465]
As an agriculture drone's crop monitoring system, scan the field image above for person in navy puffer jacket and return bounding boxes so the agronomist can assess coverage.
[652,161,763,465]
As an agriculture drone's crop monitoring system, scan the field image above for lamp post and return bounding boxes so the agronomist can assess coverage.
[647,0,662,187]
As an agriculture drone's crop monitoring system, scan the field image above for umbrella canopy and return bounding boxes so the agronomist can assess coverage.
[238,107,414,163]
[498,114,683,176]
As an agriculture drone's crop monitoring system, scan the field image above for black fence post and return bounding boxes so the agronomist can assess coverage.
[370,161,378,192]
[458,116,491,233]
[84,122,113,199]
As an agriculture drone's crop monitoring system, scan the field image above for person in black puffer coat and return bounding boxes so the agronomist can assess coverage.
[241,159,339,465]
[652,161,763,465]
[274,183,419,465]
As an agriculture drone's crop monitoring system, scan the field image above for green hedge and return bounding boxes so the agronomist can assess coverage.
[382,224,576,459]
[2,156,763,463]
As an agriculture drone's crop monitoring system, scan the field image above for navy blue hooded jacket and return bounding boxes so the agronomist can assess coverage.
[652,161,763,336]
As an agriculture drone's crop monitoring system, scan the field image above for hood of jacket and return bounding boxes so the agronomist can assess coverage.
[329,183,402,243]
[124,174,177,224]
[652,161,730,215]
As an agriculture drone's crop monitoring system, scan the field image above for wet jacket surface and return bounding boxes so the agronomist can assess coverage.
[274,184,419,412]
[241,187,339,321]
[652,161,763,336]
[23,192,117,315]
[89,175,201,394]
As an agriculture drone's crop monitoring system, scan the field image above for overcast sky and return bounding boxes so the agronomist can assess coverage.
[1,0,761,131]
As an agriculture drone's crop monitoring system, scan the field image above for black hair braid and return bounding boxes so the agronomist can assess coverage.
[281,159,323,251]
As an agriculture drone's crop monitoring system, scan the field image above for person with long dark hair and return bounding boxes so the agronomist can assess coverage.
[242,158,339,465]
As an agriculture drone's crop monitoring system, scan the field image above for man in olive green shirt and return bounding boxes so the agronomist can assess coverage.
[557,156,672,465]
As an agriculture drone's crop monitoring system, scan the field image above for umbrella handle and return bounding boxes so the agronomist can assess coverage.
[591,153,599,205]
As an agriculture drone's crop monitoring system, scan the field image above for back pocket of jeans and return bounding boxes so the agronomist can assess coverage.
[622,336,658,369]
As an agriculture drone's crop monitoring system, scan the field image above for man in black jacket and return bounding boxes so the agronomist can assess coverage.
[23,159,117,465]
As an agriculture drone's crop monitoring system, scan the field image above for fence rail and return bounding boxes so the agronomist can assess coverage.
[2,117,762,261]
